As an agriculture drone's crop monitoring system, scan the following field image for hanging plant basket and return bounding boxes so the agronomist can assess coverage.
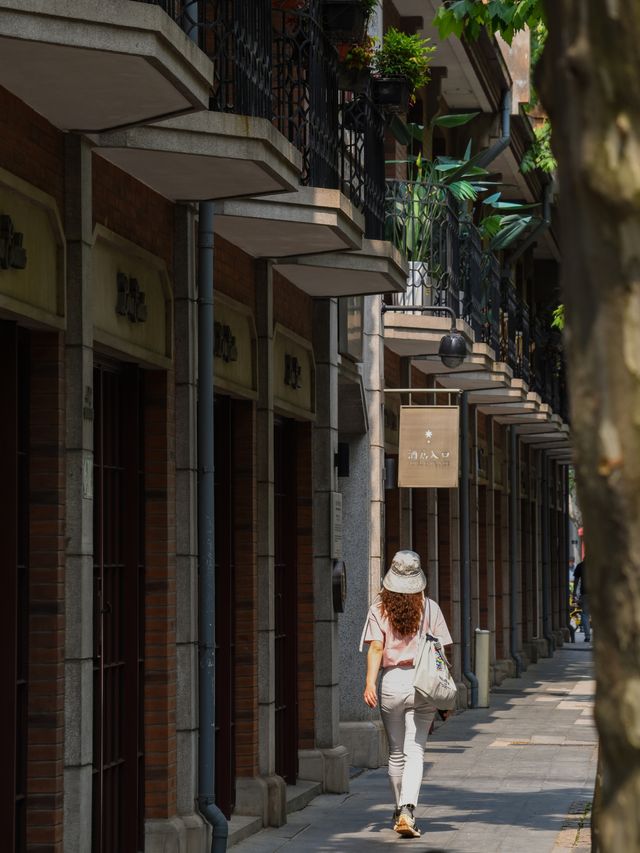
[337,64,371,94]
[322,0,368,45]
[371,76,411,114]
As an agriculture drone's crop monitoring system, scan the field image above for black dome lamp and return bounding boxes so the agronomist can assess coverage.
[438,329,467,368]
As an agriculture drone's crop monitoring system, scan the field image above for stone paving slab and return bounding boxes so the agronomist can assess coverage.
[232,644,597,852]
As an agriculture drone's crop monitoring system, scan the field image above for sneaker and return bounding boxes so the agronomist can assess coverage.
[395,805,421,838]
[392,807,401,830]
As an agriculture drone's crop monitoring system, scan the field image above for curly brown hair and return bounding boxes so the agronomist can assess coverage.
[380,589,424,637]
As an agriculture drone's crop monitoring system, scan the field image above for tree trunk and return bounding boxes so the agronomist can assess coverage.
[539,3,640,851]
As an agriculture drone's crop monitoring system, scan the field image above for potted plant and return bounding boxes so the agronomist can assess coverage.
[322,0,378,46]
[338,35,375,92]
[371,28,435,113]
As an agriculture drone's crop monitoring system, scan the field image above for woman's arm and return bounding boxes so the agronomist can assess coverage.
[363,640,384,708]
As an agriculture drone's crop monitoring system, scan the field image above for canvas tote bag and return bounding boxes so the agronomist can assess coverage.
[412,599,457,710]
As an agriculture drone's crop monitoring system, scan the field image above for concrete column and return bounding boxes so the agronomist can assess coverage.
[486,419,497,667]
[302,297,349,793]
[469,405,480,637]
[172,204,207,849]
[63,135,94,853]
[450,485,463,688]
[252,261,286,825]
[338,294,387,769]
[426,489,439,599]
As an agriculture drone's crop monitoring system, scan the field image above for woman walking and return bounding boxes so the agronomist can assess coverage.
[360,550,453,838]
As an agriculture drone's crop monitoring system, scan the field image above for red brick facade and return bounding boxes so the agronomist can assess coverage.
[27,332,65,852]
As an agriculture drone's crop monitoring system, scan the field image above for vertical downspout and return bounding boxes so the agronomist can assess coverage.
[185,3,228,849]
[541,454,555,653]
[509,426,523,676]
[460,392,478,706]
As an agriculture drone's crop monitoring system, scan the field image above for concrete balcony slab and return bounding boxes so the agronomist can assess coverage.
[95,113,302,200]
[274,239,407,298]
[213,187,363,258]
[0,0,212,131]
[435,360,513,393]
[383,311,474,359]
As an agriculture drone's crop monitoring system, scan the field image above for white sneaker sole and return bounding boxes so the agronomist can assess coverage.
[395,818,421,838]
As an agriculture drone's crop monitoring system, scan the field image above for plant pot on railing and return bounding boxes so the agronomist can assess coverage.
[371,76,411,114]
[338,64,371,93]
[322,0,368,45]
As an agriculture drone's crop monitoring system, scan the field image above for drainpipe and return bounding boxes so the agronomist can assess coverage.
[476,89,512,168]
[185,3,228,849]
[509,426,523,676]
[460,392,478,706]
[541,453,555,654]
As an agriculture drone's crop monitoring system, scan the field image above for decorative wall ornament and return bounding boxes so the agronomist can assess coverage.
[0,214,27,270]
[284,353,302,390]
[214,321,238,363]
[116,272,147,323]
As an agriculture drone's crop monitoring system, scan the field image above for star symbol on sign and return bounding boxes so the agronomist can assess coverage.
[425,430,433,441]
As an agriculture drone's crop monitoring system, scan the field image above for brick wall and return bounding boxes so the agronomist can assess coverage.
[27,331,65,852]
[478,486,488,628]
[143,370,177,819]
[92,155,174,272]
[273,273,313,342]
[296,422,315,750]
[0,86,65,210]
[216,238,257,315]
[233,399,258,777]
[384,347,401,388]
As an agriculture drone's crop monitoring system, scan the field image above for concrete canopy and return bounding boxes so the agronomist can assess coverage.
[382,311,475,359]
[95,113,302,201]
[274,240,407,298]
[212,188,364,258]
[0,0,212,132]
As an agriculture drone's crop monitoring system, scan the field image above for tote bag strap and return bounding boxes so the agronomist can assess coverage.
[418,597,431,639]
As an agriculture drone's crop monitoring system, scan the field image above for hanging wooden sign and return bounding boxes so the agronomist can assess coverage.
[398,405,460,488]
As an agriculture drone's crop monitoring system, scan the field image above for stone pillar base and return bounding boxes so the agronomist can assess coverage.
[492,658,516,685]
[145,814,207,853]
[339,721,388,769]
[455,680,469,709]
[553,629,565,648]
[234,774,286,828]
[298,745,350,793]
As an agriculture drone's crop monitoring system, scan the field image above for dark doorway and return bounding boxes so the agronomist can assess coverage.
[0,321,29,852]
[274,418,298,784]
[214,395,236,817]
[92,363,144,853]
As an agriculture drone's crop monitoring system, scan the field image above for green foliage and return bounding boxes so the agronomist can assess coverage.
[344,35,376,70]
[521,120,556,174]
[360,0,379,14]
[372,28,436,93]
[551,304,565,330]
[433,0,544,46]
[387,114,538,262]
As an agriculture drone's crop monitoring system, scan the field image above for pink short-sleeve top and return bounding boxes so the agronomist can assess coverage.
[360,596,453,669]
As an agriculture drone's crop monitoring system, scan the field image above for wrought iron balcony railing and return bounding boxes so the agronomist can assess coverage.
[338,91,385,239]
[385,180,460,312]
[138,0,273,117]
[459,222,501,359]
[514,290,530,384]
[139,1,386,237]
[500,276,518,371]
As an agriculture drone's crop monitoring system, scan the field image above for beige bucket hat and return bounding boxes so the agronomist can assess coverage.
[382,550,426,594]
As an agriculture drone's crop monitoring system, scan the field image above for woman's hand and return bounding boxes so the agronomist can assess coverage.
[364,640,383,708]
[364,682,378,708]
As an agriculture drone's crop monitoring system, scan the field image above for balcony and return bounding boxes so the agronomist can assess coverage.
[0,0,212,131]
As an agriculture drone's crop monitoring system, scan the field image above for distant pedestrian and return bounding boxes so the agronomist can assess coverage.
[573,559,591,641]
[360,550,453,838]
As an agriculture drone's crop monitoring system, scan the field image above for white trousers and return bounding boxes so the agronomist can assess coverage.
[380,664,436,808]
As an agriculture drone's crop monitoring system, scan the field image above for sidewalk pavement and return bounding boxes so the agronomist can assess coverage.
[232,643,596,852]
